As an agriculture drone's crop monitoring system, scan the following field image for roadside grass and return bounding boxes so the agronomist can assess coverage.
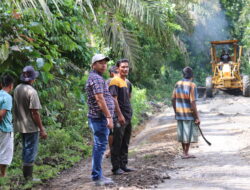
[128,150,137,157]
[131,87,151,127]
[0,123,92,189]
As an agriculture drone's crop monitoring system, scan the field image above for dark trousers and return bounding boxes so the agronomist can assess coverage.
[22,132,39,165]
[111,120,132,170]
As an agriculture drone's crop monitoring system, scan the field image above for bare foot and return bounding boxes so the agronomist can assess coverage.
[181,154,189,159]
[181,154,196,159]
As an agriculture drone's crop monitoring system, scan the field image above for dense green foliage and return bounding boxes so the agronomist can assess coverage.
[220,0,250,71]
[0,0,249,189]
[0,2,93,189]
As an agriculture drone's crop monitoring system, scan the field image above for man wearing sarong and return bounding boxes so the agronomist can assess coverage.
[172,66,200,159]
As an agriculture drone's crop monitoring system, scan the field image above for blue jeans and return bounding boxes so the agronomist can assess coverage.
[22,132,39,165]
[88,117,109,180]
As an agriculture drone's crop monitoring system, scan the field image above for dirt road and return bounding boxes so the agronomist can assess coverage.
[38,105,179,190]
[38,92,250,190]
[158,92,250,190]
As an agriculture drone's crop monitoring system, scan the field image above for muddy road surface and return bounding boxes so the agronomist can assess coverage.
[37,92,250,190]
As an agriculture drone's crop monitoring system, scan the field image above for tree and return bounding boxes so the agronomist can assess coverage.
[7,0,195,68]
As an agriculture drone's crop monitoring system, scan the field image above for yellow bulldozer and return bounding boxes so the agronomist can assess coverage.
[206,40,250,97]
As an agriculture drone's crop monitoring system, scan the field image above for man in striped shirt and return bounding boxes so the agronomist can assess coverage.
[172,67,200,159]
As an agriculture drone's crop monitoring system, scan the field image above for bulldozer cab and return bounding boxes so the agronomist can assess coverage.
[210,40,241,65]
[205,40,249,97]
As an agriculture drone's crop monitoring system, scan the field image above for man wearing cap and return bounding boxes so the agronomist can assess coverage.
[172,66,200,159]
[14,65,47,180]
[86,54,115,185]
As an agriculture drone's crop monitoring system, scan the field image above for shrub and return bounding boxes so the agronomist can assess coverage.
[131,87,151,126]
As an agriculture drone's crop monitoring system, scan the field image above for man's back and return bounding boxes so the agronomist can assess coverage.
[172,79,198,120]
[14,83,41,133]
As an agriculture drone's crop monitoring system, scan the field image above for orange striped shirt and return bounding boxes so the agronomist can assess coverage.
[172,79,198,120]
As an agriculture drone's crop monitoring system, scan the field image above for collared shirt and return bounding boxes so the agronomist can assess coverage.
[86,70,115,118]
[14,83,42,133]
[0,90,13,132]
[172,78,198,120]
[109,76,132,120]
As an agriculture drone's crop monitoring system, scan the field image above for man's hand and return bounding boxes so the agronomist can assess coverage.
[31,109,47,139]
[107,117,114,129]
[40,128,48,139]
[118,113,126,125]
[0,110,7,122]
[112,96,126,125]
[195,118,200,126]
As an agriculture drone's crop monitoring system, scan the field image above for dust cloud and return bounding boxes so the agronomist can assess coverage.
[188,0,231,55]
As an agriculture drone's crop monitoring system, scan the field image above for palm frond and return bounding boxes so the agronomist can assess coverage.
[75,0,96,21]
[104,14,141,69]
[111,0,169,38]
[106,0,193,60]
[175,14,193,34]
[11,0,53,17]
[9,0,95,19]
[120,28,141,69]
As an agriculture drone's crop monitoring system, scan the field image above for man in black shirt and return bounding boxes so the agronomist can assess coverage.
[109,59,134,175]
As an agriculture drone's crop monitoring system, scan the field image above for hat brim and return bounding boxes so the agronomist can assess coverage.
[92,57,110,65]
[20,71,39,82]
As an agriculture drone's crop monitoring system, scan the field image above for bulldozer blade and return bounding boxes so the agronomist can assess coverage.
[197,87,206,98]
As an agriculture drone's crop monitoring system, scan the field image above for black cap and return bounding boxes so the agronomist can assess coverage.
[109,66,118,74]
[182,66,193,79]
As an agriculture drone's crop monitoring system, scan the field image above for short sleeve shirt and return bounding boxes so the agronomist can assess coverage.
[172,79,198,120]
[126,79,132,95]
[14,83,42,133]
[109,77,132,120]
[106,78,112,86]
[0,90,13,132]
[86,70,115,118]
[106,78,132,94]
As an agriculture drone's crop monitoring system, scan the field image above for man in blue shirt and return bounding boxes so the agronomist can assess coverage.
[0,75,14,177]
